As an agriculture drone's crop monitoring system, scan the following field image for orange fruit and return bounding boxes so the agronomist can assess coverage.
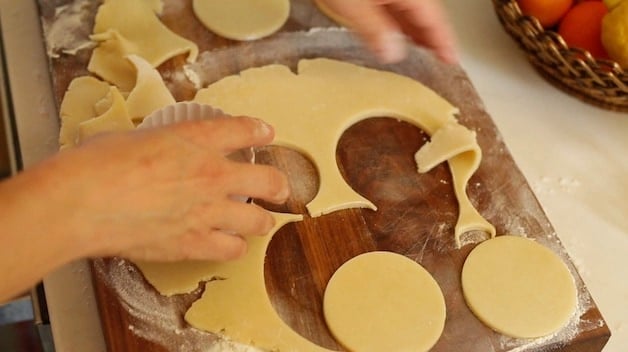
[558,1,609,59]
[517,0,574,28]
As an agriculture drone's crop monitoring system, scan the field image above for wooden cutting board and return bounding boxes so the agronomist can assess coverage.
[37,1,610,351]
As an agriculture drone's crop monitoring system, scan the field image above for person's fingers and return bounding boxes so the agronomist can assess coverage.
[389,0,458,64]
[321,0,408,63]
[207,201,276,237]
[122,229,248,262]
[177,230,248,261]
[168,116,275,155]
[224,162,290,204]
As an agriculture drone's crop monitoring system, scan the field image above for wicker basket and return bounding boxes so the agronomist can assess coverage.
[492,0,628,112]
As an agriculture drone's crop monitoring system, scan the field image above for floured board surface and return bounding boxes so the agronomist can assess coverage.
[37,1,609,351]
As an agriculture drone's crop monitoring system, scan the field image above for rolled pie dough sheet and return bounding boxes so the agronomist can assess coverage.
[192,0,290,41]
[323,251,446,352]
[461,235,578,338]
[194,58,495,244]
[143,0,163,15]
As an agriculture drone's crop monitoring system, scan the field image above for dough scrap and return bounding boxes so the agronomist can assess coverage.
[88,0,198,91]
[125,55,176,121]
[192,0,290,41]
[58,76,111,149]
[323,251,446,352]
[415,121,490,246]
[194,58,495,244]
[58,55,175,147]
[77,86,135,143]
[63,58,496,350]
[461,235,577,338]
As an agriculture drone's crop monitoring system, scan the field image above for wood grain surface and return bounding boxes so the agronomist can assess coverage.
[37,0,610,351]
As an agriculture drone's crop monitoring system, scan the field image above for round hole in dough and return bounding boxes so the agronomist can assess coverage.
[323,251,446,352]
[461,235,578,339]
[192,0,290,41]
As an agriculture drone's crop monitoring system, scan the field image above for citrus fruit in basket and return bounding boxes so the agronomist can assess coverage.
[558,1,609,59]
[601,0,628,68]
[516,0,573,28]
[603,0,623,10]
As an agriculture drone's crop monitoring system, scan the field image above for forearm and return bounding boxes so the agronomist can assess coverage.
[0,156,91,303]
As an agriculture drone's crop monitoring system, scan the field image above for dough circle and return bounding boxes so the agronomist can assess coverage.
[313,0,350,27]
[461,235,577,338]
[192,0,290,41]
[323,251,446,352]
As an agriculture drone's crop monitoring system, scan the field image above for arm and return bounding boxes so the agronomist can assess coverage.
[318,0,458,64]
[0,117,290,303]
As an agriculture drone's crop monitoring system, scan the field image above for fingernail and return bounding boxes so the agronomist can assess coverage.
[376,32,407,64]
[441,49,459,65]
[255,119,272,138]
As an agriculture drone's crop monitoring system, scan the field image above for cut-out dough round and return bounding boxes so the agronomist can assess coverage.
[324,251,446,352]
[313,0,350,27]
[192,0,290,41]
[461,235,577,338]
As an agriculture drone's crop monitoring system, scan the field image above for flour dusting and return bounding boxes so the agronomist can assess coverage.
[499,281,602,351]
[41,0,98,58]
[93,258,263,352]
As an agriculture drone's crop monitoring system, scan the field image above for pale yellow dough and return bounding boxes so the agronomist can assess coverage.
[88,0,198,91]
[324,251,446,352]
[125,55,176,121]
[150,58,491,350]
[58,55,175,146]
[58,76,111,148]
[461,235,577,338]
[135,212,340,352]
[58,77,135,148]
[76,86,135,143]
[195,58,495,244]
[313,0,350,27]
[192,0,290,41]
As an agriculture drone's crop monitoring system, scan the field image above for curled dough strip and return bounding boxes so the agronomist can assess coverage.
[416,122,496,247]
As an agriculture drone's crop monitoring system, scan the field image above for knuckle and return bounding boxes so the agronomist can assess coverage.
[249,208,275,235]
[262,166,289,201]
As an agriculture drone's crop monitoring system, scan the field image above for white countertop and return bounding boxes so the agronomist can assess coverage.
[1,0,626,351]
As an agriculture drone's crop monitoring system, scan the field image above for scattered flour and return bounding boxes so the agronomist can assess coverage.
[498,282,603,352]
[41,0,97,58]
[93,258,263,352]
[533,175,581,196]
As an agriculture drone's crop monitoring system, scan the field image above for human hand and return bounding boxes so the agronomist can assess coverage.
[51,117,290,262]
[317,0,458,64]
